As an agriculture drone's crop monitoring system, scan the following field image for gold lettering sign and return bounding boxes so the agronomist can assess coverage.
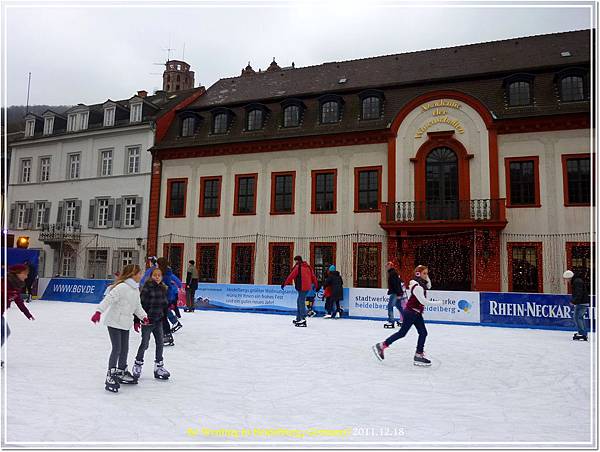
[415,100,464,138]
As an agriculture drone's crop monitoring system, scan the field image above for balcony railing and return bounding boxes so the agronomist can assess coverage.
[39,223,82,243]
[382,199,506,224]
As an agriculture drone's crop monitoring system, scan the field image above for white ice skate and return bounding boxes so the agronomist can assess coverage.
[132,360,143,379]
[413,352,432,367]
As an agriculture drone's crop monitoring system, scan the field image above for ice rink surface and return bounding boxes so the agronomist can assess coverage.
[2,301,595,448]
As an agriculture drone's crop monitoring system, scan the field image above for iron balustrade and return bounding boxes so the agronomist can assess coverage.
[39,223,82,243]
[384,199,505,223]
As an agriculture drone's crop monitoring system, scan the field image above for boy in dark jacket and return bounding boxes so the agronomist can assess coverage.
[133,267,171,380]
[324,265,344,319]
[564,270,591,341]
[384,262,407,329]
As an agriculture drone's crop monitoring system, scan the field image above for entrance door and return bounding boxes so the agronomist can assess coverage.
[415,241,472,291]
[426,147,459,220]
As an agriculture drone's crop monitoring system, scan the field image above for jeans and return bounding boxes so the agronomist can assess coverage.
[186,286,196,310]
[296,291,308,321]
[574,304,588,336]
[1,317,10,347]
[387,294,403,323]
[384,310,428,353]
[135,321,164,363]
[107,326,130,370]
[167,309,179,325]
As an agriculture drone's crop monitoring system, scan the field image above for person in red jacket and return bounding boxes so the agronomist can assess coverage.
[2,264,35,365]
[282,255,318,327]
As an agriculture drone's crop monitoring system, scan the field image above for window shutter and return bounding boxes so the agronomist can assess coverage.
[107,199,115,228]
[88,199,97,229]
[74,200,82,226]
[114,198,123,228]
[112,250,121,275]
[25,203,34,229]
[9,204,15,229]
[43,203,51,226]
[134,197,143,228]
[132,250,140,267]
[53,251,61,276]
[57,201,65,225]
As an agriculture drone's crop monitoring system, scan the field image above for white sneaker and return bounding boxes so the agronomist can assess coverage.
[323,314,332,319]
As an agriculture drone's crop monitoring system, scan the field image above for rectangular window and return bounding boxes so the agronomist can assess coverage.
[271,172,295,214]
[354,243,382,288]
[234,174,257,215]
[268,243,294,285]
[196,243,219,283]
[310,242,336,283]
[104,107,115,127]
[16,203,27,229]
[127,146,141,174]
[20,159,32,183]
[86,249,108,279]
[130,103,142,123]
[25,119,35,137]
[65,200,77,227]
[505,157,540,207]
[355,166,381,212]
[562,154,591,206]
[312,169,337,213]
[35,201,47,229]
[43,117,54,135]
[163,243,184,280]
[566,242,593,287]
[68,154,81,179]
[120,250,135,268]
[231,243,255,284]
[79,112,89,130]
[62,252,76,277]
[100,150,113,177]
[39,157,51,182]
[508,242,543,293]
[199,176,222,217]
[123,197,136,227]
[97,198,109,227]
[166,178,187,218]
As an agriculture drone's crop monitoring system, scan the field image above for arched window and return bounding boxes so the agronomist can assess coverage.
[321,101,339,123]
[213,113,228,134]
[247,109,263,131]
[507,81,532,106]
[283,105,300,127]
[181,117,195,137]
[560,75,585,102]
[361,97,381,120]
[426,147,458,220]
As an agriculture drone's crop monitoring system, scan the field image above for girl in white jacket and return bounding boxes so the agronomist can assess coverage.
[91,264,148,393]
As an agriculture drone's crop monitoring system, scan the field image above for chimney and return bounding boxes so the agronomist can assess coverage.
[137,90,148,98]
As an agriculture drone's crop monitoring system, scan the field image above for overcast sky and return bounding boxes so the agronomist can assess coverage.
[4,1,593,106]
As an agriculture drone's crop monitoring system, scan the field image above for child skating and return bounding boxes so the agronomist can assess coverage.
[372,265,441,366]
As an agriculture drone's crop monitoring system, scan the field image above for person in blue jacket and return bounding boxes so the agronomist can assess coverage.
[305,283,317,317]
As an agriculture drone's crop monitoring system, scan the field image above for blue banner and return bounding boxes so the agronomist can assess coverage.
[480,292,594,330]
[42,278,112,304]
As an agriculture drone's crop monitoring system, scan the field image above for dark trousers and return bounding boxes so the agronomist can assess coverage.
[1,316,10,347]
[325,297,341,316]
[162,317,173,338]
[135,321,164,363]
[186,284,197,309]
[384,310,428,353]
[107,326,130,370]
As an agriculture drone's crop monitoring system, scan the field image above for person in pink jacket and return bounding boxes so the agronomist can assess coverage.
[282,255,318,327]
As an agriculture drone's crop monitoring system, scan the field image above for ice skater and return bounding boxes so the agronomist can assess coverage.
[372,265,441,366]
[563,269,590,341]
[282,255,319,327]
[91,264,148,393]
[185,260,199,313]
[384,262,407,329]
[323,265,344,319]
[305,283,317,317]
[132,267,171,380]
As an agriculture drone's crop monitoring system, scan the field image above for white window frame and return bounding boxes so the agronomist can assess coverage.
[100,149,113,177]
[68,154,81,179]
[43,116,54,135]
[20,159,32,183]
[127,146,141,174]
[62,253,75,277]
[123,197,136,228]
[35,201,46,229]
[67,114,77,132]
[121,249,134,268]
[39,156,51,182]
[16,203,27,229]
[78,112,89,130]
[97,198,109,228]
[65,200,77,227]
[25,119,35,137]
[130,103,142,123]
[103,107,115,127]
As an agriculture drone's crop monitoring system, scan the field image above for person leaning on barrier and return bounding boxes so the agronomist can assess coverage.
[563,269,590,341]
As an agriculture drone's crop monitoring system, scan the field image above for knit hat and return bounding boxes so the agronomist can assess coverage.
[563,270,574,279]
[329,265,336,272]
[8,264,28,274]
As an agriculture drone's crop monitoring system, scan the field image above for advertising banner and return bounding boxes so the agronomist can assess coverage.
[348,288,480,324]
[480,292,594,329]
[41,278,112,304]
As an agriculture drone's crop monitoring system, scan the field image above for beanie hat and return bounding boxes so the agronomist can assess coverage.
[563,270,574,279]
[329,265,336,272]
[9,264,28,274]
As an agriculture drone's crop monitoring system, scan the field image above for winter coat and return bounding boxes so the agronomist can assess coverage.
[387,268,404,296]
[324,271,344,301]
[1,274,33,319]
[96,278,147,331]
[283,262,318,293]
[571,276,590,305]
[141,266,182,303]
[404,278,440,314]
[140,280,169,323]
[186,265,199,291]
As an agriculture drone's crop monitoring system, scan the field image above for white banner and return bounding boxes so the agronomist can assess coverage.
[348,288,480,324]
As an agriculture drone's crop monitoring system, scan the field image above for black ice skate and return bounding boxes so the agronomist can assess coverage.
[293,319,307,327]
[573,333,588,341]
[116,366,138,384]
[383,321,395,329]
[307,310,316,317]
[105,368,120,393]
[414,352,432,367]
[154,361,170,380]
[164,334,175,346]
[372,343,385,361]
[396,321,402,327]
[132,360,143,379]
[171,322,183,333]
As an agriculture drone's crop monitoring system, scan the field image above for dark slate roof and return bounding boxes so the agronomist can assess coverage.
[153,29,592,151]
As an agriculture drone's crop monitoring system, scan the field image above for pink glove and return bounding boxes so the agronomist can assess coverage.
[142,317,149,325]
[134,322,141,333]
[91,311,101,324]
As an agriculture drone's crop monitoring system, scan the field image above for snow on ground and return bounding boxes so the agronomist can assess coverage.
[2,300,595,447]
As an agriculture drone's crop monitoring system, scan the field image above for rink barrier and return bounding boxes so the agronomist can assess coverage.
[38,278,594,331]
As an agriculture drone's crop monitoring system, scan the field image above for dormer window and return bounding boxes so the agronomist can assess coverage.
[43,116,54,135]
[67,114,77,132]
[25,119,35,138]
[79,111,89,130]
[104,107,116,127]
[67,111,89,132]
[247,109,263,131]
[359,90,384,120]
[504,74,534,107]
[212,111,230,134]
[181,117,195,137]
[318,95,344,124]
[130,103,142,123]
[560,76,584,102]
[281,99,305,128]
